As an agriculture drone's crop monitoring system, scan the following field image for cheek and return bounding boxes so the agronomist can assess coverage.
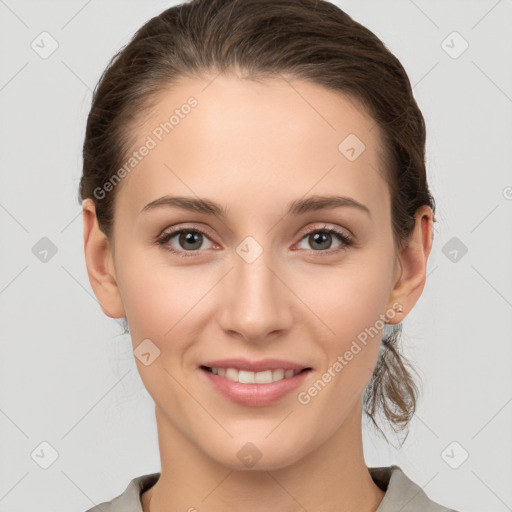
[301,262,391,341]
[296,258,391,403]
[115,255,202,394]
[298,269,388,420]
[116,249,199,333]
[116,252,215,375]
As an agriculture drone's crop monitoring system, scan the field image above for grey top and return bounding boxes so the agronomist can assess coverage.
[85,465,458,512]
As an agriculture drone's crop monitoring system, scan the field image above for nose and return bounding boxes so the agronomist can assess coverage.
[217,245,295,344]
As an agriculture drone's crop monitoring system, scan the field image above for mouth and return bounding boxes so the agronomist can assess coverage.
[198,359,313,407]
[200,365,311,384]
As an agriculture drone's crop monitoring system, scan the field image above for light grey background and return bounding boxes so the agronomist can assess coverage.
[1,1,511,511]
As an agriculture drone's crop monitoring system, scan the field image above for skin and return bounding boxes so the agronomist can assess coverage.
[82,73,433,512]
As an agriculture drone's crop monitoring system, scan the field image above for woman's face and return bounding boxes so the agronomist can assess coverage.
[86,73,413,470]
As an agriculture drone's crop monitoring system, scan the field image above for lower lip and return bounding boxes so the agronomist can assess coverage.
[200,367,312,407]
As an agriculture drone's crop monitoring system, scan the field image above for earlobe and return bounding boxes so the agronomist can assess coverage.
[386,206,434,323]
[82,198,126,319]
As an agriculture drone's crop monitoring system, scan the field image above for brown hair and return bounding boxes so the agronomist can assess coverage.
[79,0,436,445]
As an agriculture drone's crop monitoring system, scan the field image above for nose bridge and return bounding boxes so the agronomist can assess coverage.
[218,237,293,340]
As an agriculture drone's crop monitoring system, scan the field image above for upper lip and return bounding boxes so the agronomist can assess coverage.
[200,358,312,372]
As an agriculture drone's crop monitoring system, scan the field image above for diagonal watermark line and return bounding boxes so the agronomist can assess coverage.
[265,265,336,336]
[413,413,439,439]
[265,472,309,512]
[162,366,233,438]
[471,470,511,510]
[163,267,234,337]
[407,0,439,28]
[201,470,234,502]
[398,472,439,512]
[61,471,108,512]
[61,369,133,439]
[61,209,82,233]
[200,68,223,93]
[61,60,92,92]
[472,60,512,105]
[471,265,512,309]
[265,410,294,438]
[279,73,336,130]
[412,61,439,90]
[0,472,29,503]
[163,162,232,235]
[0,61,29,92]
[0,407,29,439]
[0,202,29,232]
[0,0,29,28]
[61,0,93,29]
[60,265,120,319]
[0,265,28,295]
[59,265,98,302]
[426,264,438,278]
[471,395,512,439]
[472,0,503,29]
[470,204,499,233]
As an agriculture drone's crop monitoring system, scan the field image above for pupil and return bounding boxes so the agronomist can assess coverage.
[311,232,331,250]
[180,231,202,250]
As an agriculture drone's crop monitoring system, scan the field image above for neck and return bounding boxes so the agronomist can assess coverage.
[142,403,385,512]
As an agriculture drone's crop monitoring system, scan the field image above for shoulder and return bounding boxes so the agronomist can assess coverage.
[369,465,460,512]
[83,472,160,512]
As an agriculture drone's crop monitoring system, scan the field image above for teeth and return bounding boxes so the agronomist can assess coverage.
[273,368,284,381]
[255,370,272,383]
[225,368,238,381]
[208,367,303,383]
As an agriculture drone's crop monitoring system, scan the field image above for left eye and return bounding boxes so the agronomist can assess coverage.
[296,227,353,252]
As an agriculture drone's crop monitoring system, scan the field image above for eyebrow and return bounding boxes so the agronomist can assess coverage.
[140,194,371,218]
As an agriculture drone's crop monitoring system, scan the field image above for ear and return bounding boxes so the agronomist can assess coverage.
[82,198,126,318]
[386,205,434,324]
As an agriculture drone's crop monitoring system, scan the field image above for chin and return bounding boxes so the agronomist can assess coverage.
[206,437,308,472]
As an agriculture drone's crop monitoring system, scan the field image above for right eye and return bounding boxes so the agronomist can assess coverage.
[155,227,216,257]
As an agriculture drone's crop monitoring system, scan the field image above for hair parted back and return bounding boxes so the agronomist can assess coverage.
[79,0,436,445]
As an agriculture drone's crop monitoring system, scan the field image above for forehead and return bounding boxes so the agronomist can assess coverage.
[115,73,389,222]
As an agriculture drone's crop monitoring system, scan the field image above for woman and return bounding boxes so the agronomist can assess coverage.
[80,0,458,510]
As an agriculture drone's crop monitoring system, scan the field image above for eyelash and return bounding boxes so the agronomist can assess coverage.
[155,224,354,259]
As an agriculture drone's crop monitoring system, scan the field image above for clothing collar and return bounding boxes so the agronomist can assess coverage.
[96,465,454,512]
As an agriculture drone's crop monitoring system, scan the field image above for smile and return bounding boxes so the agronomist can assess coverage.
[201,366,308,384]
[199,360,313,407]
